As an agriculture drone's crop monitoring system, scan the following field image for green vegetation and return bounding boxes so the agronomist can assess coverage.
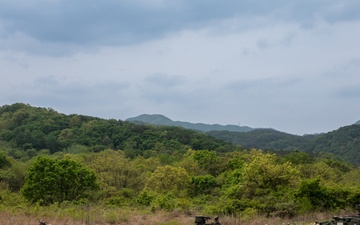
[0,103,360,224]
[208,126,360,165]
[0,103,233,157]
[22,156,98,205]
[126,113,360,165]
[126,114,254,132]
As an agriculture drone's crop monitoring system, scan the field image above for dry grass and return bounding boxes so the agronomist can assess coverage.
[0,209,339,225]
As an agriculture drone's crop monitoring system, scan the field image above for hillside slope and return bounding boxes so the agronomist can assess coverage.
[125,114,360,165]
[2,103,359,165]
[126,114,254,132]
[207,128,317,151]
[208,125,360,164]
[0,103,235,157]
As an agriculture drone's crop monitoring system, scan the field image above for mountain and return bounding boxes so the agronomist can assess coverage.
[126,114,254,132]
[126,114,360,164]
[207,128,317,151]
[0,103,235,156]
[311,124,360,164]
[2,103,360,165]
[208,124,360,165]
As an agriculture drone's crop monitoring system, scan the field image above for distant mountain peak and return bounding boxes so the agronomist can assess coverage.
[126,114,173,125]
[355,120,360,125]
[126,114,254,132]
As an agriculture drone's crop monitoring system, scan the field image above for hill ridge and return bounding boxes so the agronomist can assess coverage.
[126,114,254,132]
[2,103,360,165]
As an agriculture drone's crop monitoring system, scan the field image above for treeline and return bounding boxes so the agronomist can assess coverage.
[207,125,360,165]
[2,148,360,218]
[0,103,234,160]
[0,103,360,219]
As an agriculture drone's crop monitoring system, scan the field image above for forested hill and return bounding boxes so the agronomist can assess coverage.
[126,113,360,165]
[207,129,317,151]
[0,103,235,158]
[207,125,360,165]
[126,114,254,132]
[1,103,359,165]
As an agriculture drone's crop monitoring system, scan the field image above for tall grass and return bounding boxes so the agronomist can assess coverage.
[0,189,351,225]
[0,205,339,225]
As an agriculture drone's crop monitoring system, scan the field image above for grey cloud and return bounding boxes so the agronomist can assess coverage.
[323,58,360,79]
[0,76,132,119]
[2,54,28,69]
[256,39,272,49]
[138,73,219,111]
[1,0,359,55]
[256,32,296,50]
[321,1,360,24]
[334,85,360,98]
[22,76,131,109]
[144,73,185,87]
[342,58,360,70]
[225,77,301,92]
[140,73,188,103]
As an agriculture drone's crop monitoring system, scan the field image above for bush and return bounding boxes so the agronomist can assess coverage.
[22,156,99,205]
[152,193,176,211]
[136,191,155,206]
[105,197,125,207]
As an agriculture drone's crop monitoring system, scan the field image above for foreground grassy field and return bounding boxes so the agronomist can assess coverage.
[0,208,339,225]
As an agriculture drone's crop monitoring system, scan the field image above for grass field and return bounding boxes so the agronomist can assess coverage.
[0,208,338,225]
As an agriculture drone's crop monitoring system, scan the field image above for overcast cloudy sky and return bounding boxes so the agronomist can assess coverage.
[1,0,360,135]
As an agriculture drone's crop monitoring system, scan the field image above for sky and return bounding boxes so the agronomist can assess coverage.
[1,0,360,135]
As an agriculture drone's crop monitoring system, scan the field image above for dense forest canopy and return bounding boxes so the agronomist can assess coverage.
[0,103,235,159]
[126,114,254,132]
[0,103,360,219]
[207,126,360,165]
[124,112,360,165]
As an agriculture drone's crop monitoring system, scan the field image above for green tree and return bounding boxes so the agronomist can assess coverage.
[22,156,98,205]
[0,159,28,191]
[282,151,314,165]
[88,150,144,193]
[175,153,202,176]
[242,150,299,193]
[240,150,300,216]
[295,178,332,211]
[192,149,224,176]
[145,165,190,196]
[0,151,11,169]
[300,161,341,182]
[189,174,216,196]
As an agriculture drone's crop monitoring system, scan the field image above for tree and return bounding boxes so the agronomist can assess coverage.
[240,150,300,216]
[22,156,98,205]
[192,149,224,176]
[190,174,216,196]
[0,159,28,191]
[242,150,299,193]
[145,165,190,196]
[300,161,341,182]
[88,150,144,193]
[295,178,335,211]
[0,151,11,169]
